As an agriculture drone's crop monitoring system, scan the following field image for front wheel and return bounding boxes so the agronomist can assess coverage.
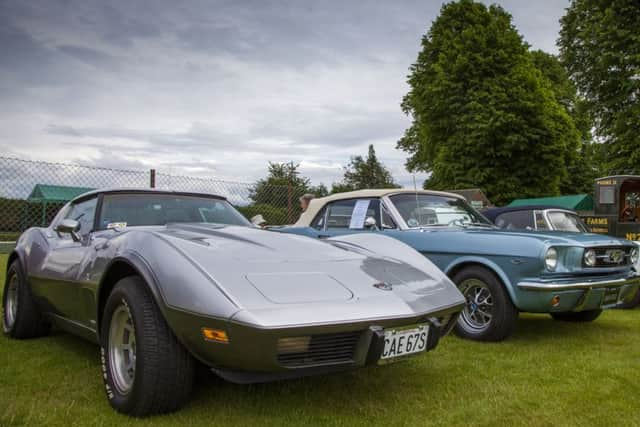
[2,260,50,338]
[550,309,602,322]
[101,276,194,416]
[452,266,518,342]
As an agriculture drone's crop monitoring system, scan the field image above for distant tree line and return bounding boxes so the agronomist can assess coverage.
[247,145,398,223]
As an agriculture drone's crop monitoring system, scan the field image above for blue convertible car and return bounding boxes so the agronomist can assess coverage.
[281,189,640,342]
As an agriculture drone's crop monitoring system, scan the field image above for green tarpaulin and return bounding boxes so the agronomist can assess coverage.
[27,184,94,202]
[26,184,94,226]
[508,194,593,211]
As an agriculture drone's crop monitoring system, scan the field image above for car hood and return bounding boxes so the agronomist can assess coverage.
[146,223,463,327]
[475,228,634,247]
[406,226,634,248]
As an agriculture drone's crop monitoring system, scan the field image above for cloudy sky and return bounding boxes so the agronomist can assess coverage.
[0,0,568,187]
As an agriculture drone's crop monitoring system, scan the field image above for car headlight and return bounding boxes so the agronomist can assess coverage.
[584,249,597,267]
[630,247,639,265]
[545,247,558,270]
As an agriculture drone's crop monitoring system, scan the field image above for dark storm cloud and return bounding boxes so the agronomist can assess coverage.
[0,0,569,185]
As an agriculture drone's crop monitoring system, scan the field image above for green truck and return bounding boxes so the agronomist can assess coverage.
[582,176,640,243]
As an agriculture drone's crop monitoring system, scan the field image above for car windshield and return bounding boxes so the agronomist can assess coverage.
[389,193,492,228]
[99,193,251,228]
[547,211,589,232]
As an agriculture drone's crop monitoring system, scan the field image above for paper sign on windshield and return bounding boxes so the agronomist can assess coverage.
[349,199,370,229]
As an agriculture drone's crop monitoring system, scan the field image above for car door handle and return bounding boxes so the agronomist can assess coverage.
[318,234,331,239]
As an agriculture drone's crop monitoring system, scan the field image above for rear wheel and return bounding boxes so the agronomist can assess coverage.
[101,276,194,416]
[550,309,602,322]
[2,260,50,338]
[452,266,518,342]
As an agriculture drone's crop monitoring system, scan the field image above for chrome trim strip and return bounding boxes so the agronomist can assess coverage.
[517,275,640,291]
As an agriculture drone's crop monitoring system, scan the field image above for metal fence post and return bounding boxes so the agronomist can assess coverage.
[287,182,293,224]
[150,169,156,188]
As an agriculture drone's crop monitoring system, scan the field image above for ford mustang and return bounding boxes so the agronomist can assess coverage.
[280,189,640,342]
[2,188,465,416]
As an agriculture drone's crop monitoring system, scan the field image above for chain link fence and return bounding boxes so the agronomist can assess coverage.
[0,157,306,252]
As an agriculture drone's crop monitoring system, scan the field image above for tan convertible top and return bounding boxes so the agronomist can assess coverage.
[294,188,463,226]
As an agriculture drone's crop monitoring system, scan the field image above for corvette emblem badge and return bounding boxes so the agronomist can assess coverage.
[373,282,393,291]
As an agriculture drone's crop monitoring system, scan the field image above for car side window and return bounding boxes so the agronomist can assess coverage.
[326,199,381,229]
[381,203,397,229]
[494,210,535,230]
[64,197,98,236]
[534,211,550,230]
[311,206,328,230]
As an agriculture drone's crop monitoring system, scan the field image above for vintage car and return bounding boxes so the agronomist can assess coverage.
[280,189,640,342]
[483,206,589,233]
[2,188,465,416]
[483,205,640,308]
[582,175,640,242]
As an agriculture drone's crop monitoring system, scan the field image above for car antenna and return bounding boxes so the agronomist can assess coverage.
[413,174,421,222]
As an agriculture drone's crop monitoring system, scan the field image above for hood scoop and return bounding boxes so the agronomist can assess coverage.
[246,272,354,304]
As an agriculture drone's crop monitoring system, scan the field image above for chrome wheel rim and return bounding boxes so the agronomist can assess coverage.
[459,279,493,332]
[108,304,136,395]
[4,275,18,329]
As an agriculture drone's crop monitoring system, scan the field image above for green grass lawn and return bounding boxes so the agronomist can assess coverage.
[1,252,639,426]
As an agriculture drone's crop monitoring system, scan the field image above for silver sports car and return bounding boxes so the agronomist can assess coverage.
[2,189,465,416]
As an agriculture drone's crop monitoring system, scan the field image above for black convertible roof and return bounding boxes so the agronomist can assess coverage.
[70,188,227,203]
[483,205,576,222]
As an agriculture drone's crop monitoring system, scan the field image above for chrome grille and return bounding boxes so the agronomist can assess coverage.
[587,247,631,267]
[277,331,361,368]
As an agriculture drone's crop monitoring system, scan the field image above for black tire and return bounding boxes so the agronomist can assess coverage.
[2,260,50,338]
[100,276,194,417]
[452,266,518,342]
[550,309,602,322]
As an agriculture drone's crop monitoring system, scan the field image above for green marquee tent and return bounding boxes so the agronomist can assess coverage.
[28,184,94,202]
[507,194,594,212]
[27,184,94,226]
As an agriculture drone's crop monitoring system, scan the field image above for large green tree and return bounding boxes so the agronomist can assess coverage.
[559,0,640,175]
[530,50,599,193]
[331,145,400,193]
[398,0,580,205]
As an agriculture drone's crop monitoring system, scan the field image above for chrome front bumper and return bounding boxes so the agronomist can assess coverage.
[517,275,640,291]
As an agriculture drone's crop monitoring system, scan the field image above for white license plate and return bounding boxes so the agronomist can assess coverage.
[380,324,429,362]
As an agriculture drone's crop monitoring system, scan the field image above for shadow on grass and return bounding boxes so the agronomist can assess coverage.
[512,312,635,339]
[45,327,98,359]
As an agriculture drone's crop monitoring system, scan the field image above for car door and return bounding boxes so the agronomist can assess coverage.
[33,196,98,322]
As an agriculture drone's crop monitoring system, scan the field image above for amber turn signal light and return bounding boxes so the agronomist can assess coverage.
[551,295,561,307]
[201,328,229,343]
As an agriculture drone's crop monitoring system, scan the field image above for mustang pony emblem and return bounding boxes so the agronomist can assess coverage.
[605,249,625,264]
[373,282,393,291]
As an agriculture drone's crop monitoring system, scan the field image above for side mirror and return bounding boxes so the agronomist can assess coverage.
[55,219,81,241]
[364,216,378,230]
[250,214,267,228]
